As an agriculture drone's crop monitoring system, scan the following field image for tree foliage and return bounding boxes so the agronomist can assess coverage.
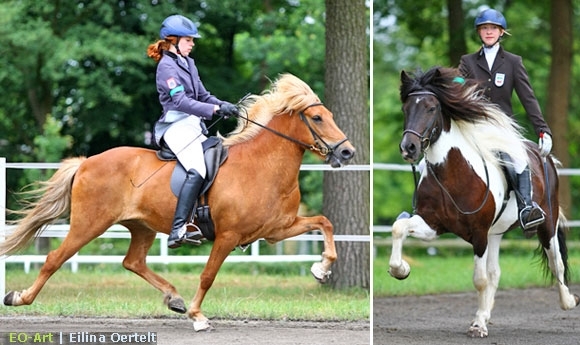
[0,0,332,214]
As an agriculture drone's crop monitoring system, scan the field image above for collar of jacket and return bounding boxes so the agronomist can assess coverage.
[162,50,190,73]
[478,45,504,58]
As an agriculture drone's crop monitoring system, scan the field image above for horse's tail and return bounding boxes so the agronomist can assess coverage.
[537,207,570,284]
[0,157,86,257]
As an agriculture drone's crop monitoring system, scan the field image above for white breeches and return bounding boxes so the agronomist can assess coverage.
[512,155,526,174]
[163,116,207,178]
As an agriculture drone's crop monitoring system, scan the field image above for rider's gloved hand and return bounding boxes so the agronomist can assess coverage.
[217,103,239,119]
[538,132,552,157]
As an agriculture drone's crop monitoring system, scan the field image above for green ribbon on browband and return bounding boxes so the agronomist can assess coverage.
[453,76,465,85]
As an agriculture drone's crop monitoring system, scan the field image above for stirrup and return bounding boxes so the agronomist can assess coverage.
[519,204,545,230]
[168,224,204,248]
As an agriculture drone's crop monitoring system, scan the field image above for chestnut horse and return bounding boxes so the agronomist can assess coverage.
[0,74,355,331]
[388,67,578,337]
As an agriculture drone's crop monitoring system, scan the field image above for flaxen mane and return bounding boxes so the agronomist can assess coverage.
[221,73,320,146]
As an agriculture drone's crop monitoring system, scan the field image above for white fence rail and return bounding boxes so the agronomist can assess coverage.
[2,224,369,273]
[0,160,371,298]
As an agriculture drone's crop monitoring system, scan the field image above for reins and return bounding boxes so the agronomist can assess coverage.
[236,102,348,157]
[406,90,492,215]
[424,157,491,215]
[130,117,226,188]
[131,100,347,188]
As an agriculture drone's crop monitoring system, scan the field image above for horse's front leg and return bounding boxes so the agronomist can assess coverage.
[468,234,501,338]
[188,235,238,332]
[389,214,437,280]
[264,215,336,284]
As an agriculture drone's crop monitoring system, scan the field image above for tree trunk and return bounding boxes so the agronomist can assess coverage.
[447,0,466,66]
[323,0,369,290]
[547,0,573,215]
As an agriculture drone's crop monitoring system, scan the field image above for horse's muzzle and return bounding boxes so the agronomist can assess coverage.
[327,141,355,168]
[400,137,421,163]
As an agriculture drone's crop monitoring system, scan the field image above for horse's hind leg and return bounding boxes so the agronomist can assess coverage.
[540,219,579,310]
[4,223,105,307]
[121,224,186,314]
[123,224,186,314]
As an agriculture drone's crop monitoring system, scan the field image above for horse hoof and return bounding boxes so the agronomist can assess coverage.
[467,325,488,338]
[193,320,213,332]
[4,291,18,306]
[574,294,580,307]
[388,261,410,280]
[167,298,186,314]
[310,262,331,284]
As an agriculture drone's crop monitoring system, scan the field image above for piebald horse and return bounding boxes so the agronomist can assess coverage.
[1,74,355,331]
[388,67,578,337]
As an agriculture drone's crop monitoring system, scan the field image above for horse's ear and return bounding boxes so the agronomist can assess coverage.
[401,70,411,84]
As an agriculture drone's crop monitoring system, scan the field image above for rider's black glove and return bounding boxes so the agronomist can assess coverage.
[217,103,239,119]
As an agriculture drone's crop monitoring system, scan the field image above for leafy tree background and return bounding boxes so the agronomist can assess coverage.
[0,0,328,211]
[0,0,370,289]
[373,0,580,239]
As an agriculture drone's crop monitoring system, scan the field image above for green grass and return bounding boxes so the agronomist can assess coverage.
[0,263,369,321]
[374,244,580,297]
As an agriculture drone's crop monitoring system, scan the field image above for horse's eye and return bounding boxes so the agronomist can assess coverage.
[428,106,437,113]
[312,115,322,122]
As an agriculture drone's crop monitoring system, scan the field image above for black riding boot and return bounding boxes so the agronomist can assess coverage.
[167,169,204,249]
[517,166,545,233]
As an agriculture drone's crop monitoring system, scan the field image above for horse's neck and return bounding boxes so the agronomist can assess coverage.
[426,122,481,167]
[227,115,305,181]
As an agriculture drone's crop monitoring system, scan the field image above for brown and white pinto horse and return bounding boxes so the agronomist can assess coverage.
[388,67,578,337]
[0,74,355,331]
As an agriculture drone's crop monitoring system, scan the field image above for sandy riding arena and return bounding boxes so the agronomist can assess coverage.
[0,316,369,345]
[374,285,580,345]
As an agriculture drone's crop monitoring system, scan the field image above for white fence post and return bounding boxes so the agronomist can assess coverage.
[1,157,6,298]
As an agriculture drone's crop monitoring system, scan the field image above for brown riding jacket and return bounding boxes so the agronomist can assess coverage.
[459,46,551,137]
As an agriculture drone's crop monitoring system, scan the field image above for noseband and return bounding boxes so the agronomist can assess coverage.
[299,103,349,157]
[402,91,440,152]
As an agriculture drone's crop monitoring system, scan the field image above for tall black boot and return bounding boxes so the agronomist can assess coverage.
[516,166,545,232]
[167,169,204,249]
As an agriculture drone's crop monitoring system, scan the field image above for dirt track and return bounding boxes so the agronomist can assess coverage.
[374,284,580,345]
[0,316,369,345]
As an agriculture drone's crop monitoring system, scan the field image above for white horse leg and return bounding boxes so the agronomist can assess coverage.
[468,249,489,337]
[545,231,579,310]
[468,234,502,338]
[389,214,437,279]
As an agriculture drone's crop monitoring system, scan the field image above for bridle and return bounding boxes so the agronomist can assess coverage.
[237,102,349,158]
[404,90,492,215]
[402,90,441,153]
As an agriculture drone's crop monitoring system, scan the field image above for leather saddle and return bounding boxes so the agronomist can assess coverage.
[156,136,228,241]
